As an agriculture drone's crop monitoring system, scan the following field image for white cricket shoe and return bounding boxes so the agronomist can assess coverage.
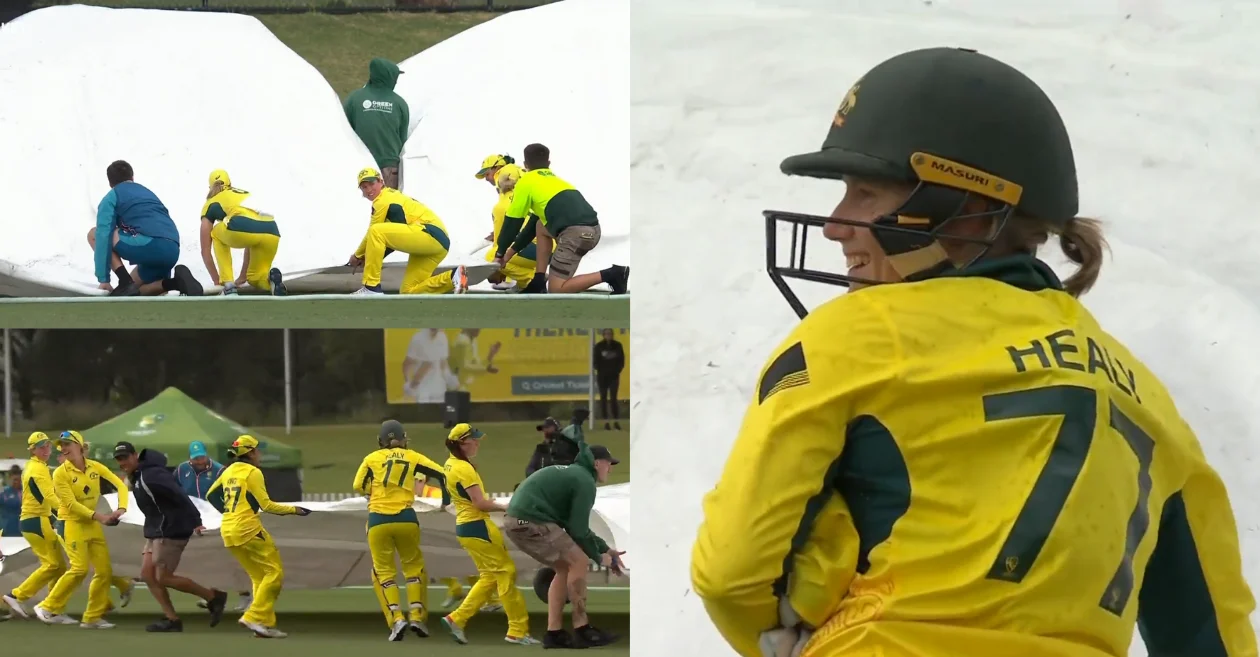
[481,602,504,613]
[441,615,467,644]
[80,619,115,629]
[34,606,77,625]
[3,594,29,619]
[409,619,429,638]
[240,618,286,638]
[506,634,542,645]
[389,618,408,642]
[353,287,384,296]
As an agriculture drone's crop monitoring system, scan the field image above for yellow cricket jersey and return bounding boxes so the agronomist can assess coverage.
[207,461,297,548]
[19,456,57,520]
[442,457,490,526]
[201,186,279,237]
[497,168,597,256]
[488,191,537,263]
[52,458,128,525]
[354,188,449,259]
[691,256,1257,657]
[353,448,450,516]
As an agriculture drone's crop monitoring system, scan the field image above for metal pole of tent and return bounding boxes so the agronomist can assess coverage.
[283,328,293,435]
[3,329,10,438]
[588,329,595,430]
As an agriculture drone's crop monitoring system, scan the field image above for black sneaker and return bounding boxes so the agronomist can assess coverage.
[605,265,629,295]
[614,422,622,430]
[146,618,183,632]
[542,629,585,649]
[269,268,287,296]
[573,624,618,647]
[604,423,611,431]
[206,590,228,627]
[172,265,204,296]
[109,281,140,297]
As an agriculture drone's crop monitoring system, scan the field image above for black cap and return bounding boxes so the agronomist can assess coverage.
[379,419,406,443]
[113,441,137,459]
[536,417,560,431]
[589,445,619,465]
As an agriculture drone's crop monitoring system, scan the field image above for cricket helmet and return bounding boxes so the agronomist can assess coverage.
[766,47,1078,318]
[378,419,407,448]
[532,566,569,604]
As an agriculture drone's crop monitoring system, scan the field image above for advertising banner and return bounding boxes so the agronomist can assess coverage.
[383,328,630,403]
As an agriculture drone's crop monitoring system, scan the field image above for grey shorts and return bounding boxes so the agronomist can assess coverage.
[142,538,189,572]
[502,515,580,566]
[548,224,601,280]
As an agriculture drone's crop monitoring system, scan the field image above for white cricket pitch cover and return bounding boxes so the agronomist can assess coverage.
[0,5,377,296]
[0,0,629,296]
[631,1,1260,656]
[395,0,630,274]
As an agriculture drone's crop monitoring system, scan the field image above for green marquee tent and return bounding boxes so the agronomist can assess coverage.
[79,387,304,500]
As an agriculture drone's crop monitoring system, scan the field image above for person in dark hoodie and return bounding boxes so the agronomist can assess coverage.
[113,441,228,632]
[344,58,411,190]
[503,424,625,649]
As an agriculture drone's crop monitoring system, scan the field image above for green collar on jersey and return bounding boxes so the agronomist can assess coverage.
[936,254,1064,292]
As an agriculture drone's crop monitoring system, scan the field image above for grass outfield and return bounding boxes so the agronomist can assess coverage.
[0,586,629,654]
[255,421,630,494]
[258,12,497,99]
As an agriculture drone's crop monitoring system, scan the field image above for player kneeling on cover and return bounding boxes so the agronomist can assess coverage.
[439,424,539,646]
[503,426,624,649]
[36,431,127,628]
[495,143,628,295]
[347,168,468,295]
[353,419,449,641]
[90,160,202,297]
[200,170,287,296]
[113,441,228,632]
[692,47,1259,657]
[208,435,312,639]
[475,155,536,292]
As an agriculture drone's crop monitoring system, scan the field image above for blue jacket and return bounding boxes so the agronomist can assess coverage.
[0,485,21,536]
[94,181,180,283]
[130,449,203,540]
[175,459,224,500]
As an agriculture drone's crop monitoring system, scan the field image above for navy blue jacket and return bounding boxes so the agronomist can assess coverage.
[129,449,203,540]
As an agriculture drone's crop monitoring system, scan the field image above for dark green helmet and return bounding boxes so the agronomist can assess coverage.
[378,419,407,448]
[765,47,1078,318]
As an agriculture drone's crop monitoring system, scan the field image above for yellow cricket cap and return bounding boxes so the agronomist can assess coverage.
[209,169,231,187]
[475,154,510,180]
[56,430,85,451]
[357,167,382,186]
[447,423,485,441]
[27,431,50,449]
[230,434,260,456]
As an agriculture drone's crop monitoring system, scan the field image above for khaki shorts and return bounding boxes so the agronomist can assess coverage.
[548,224,601,280]
[142,538,189,572]
[503,515,580,567]
[382,166,400,190]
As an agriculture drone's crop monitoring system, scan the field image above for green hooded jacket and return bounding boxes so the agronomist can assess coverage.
[506,425,610,561]
[343,58,411,170]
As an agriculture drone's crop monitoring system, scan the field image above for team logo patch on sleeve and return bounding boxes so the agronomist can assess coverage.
[758,342,810,404]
